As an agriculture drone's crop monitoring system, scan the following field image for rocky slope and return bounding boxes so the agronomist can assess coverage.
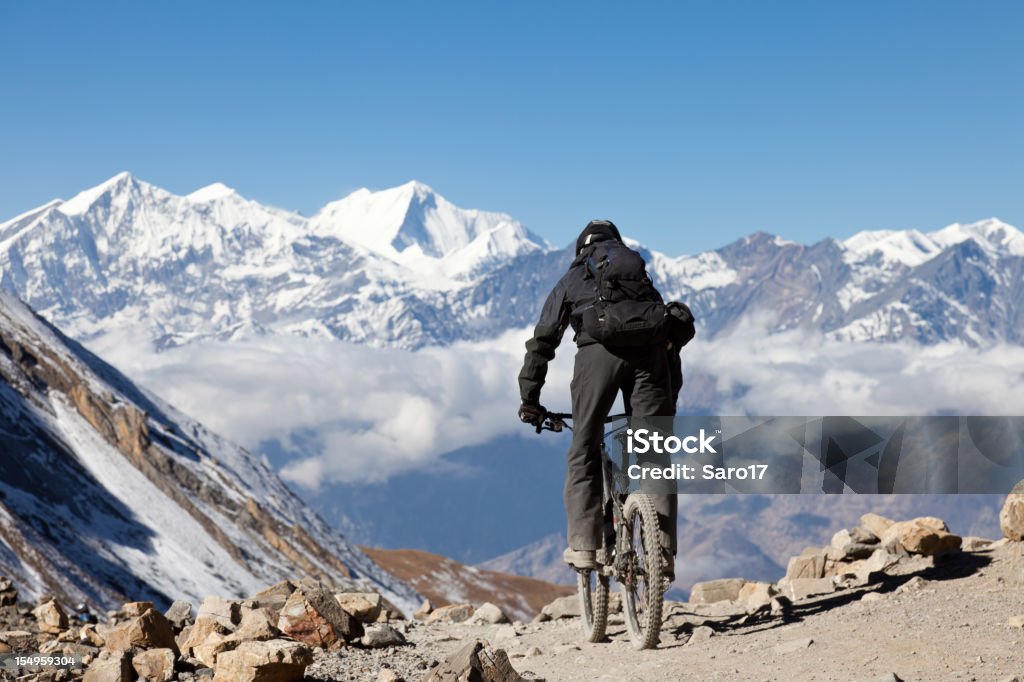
[3,497,1023,681]
[359,547,572,624]
[1,173,1021,351]
[0,291,418,614]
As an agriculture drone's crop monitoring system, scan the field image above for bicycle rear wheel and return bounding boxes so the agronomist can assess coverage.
[577,556,609,642]
[619,493,664,650]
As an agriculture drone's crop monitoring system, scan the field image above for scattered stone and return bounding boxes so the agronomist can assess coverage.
[425,604,476,624]
[423,640,523,682]
[33,598,69,634]
[1001,492,1024,541]
[165,600,195,630]
[688,625,715,644]
[860,513,896,539]
[0,578,18,606]
[960,536,995,552]
[132,647,176,682]
[334,592,383,623]
[785,551,826,580]
[552,643,580,654]
[104,607,179,655]
[470,602,510,625]
[861,592,884,603]
[539,596,578,620]
[874,674,903,682]
[853,548,900,583]
[377,669,401,682]
[688,578,746,605]
[770,596,792,617]
[361,623,406,649]
[80,624,105,647]
[413,600,433,620]
[84,651,134,682]
[784,578,835,601]
[895,577,928,594]
[1007,615,1024,628]
[277,585,363,648]
[774,637,814,654]
[212,639,312,682]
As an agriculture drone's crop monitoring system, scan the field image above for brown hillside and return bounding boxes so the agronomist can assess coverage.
[361,546,573,622]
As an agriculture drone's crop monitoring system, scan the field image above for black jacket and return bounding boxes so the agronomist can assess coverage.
[517,237,666,404]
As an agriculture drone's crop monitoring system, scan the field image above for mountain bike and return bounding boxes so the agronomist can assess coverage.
[537,411,665,650]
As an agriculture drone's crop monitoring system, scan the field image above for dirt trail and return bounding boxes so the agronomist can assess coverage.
[400,541,1024,681]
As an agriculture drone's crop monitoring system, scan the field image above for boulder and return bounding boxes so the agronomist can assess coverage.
[783,578,835,601]
[132,647,176,682]
[1000,493,1024,541]
[830,529,853,550]
[860,513,895,539]
[423,640,523,682]
[334,592,382,623]
[360,623,406,649]
[104,607,180,655]
[178,615,230,658]
[426,604,476,624]
[165,601,195,631]
[850,526,880,544]
[191,633,229,667]
[249,581,297,621]
[881,519,961,556]
[84,651,133,682]
[33,598,69,634]
[539,596,578,620]
[378,596,407,621]
[412,600,433,620]
[234,605,279,641]
[0,578,18,606]
[122,601,154,618]
[785,551,827,580]
[212,639,312,682]
[737,582,777,610]
[196,596,242,631]
[276,584,363,647]
[688,578,746,605]
[960,536,995,552]
[470,602,509,625]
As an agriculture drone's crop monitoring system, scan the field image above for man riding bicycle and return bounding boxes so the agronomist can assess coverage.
[517,219,679,583]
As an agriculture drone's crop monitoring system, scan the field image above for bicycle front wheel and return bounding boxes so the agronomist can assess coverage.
[619,494,664,650]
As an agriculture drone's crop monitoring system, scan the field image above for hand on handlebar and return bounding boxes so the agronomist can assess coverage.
[518,402,547,432]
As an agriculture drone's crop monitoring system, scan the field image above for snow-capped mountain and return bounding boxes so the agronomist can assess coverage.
[0,172,1021,350]
[0,290,419,613]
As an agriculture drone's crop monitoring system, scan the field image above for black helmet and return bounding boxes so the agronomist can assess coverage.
[575,219,622,255]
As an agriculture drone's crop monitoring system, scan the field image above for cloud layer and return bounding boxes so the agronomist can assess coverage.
[91,319,1024,489]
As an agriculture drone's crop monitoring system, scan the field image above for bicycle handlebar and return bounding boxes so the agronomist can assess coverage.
[535,411,628,434]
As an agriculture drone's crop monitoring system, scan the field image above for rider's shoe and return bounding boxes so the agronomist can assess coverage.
[661,547,676,583]
[563,547,599,570]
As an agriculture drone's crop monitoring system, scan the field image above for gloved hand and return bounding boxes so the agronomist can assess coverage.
[518,401,546,427]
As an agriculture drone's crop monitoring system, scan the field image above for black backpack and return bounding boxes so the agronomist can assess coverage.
[574,240,668,346]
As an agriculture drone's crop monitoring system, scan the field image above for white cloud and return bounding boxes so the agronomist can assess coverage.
[89,318,1024,489]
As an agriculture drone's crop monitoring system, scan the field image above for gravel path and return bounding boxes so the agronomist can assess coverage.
[311,541,1024,681]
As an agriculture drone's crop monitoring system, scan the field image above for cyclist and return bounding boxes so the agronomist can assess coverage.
[517,220,678,582]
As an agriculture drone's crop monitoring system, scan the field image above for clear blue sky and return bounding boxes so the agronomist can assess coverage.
[1,1,1020,254]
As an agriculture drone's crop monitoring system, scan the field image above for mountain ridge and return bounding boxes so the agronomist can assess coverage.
[2,172,1020,352]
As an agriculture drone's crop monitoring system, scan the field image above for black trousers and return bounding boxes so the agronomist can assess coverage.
[565,342,678,553]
